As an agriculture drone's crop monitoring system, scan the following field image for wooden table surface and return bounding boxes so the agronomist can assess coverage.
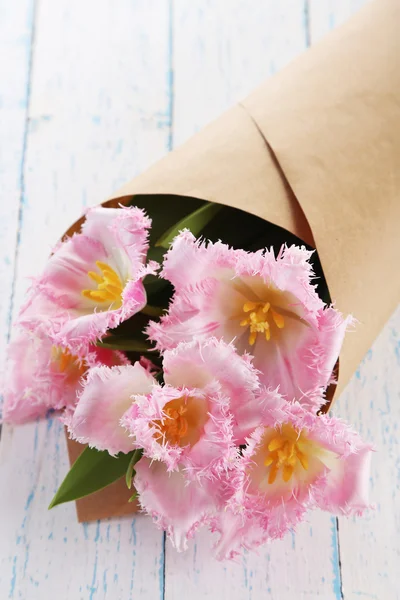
[1,1,399,598]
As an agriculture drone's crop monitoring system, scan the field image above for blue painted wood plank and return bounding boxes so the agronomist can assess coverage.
[0,1,172,597]
[0,0,36,393]
[334,307,400,599]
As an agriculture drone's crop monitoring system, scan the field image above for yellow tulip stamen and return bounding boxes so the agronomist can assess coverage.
[154,401,189,446]
[58,348,76,373]
[82,261,124,306]
[240,300,285,345]
[271,309,285,329]
[153,395,209,449]
[162,405,189,445]
[51,346,87,381]
[263,426,309,485]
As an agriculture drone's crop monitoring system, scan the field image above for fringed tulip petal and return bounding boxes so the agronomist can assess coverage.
[162,338,263,442]
[212,400,372,558]
[148,232,352,404]
[134,457,225,551]
[122,381,236,477]
[1,328,125,425]
[122,338,271,475]
[19,206,155,355]
[66,363,155,455]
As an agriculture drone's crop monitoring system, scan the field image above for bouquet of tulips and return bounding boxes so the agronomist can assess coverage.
[2,196,372,560]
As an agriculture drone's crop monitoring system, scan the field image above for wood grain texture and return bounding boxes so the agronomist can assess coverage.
[309,0,369,42]
[336,307,400,600]
[0,0,35,371]
[172,0,309,148]
[1,0,398,599]
[0,0,171,598]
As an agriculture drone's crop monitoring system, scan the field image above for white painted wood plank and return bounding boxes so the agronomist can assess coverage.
[0,420,164,600]
[167,2,341,598]
[0,1,171,598]
[335,310,400,600]
[172,0,309,147]
[309,0,369,43]
[165,513,342,600]
[0,0,34,368]
[13,0,173,309]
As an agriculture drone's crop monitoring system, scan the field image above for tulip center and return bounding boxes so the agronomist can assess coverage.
[154,395,208,448]
[82,261,124,307]
[51,346,87,382]
[161,405,188,444]
[240,301,285,345]
[263,424,309,484]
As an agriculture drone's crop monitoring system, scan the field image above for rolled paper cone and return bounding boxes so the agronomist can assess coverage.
[65,0,400,521]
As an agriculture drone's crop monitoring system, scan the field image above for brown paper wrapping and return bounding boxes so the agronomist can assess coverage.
[66,438,138,521]
[67,0,400,521]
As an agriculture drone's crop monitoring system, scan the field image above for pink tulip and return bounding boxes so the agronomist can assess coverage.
[2,327,126,425]
[213,400,372,559]
[122,338,268,474]
[66,362,155,455]
[134,457,229,551]
[148,231,352,406]
[19,206,156,355]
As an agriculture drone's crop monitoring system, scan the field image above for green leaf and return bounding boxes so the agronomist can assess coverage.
[155,202,221,249]
[128,491,139,503]
[125,449,143,489]
[146,246,166,264]
[126,194,205,245]
[97,336,154,353]
[140,305,164,318]
[143,272,172,299]
[142,246,169,294]
[49,447,134,509]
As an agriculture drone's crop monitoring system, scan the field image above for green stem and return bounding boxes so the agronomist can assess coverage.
[125,449,143,489]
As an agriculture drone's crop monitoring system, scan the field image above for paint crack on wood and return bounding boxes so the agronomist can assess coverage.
[168,0,175,153]
[6,0,38,345]
[0,0,38,447]
[336,518,344,599]
[304,0,311,48]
